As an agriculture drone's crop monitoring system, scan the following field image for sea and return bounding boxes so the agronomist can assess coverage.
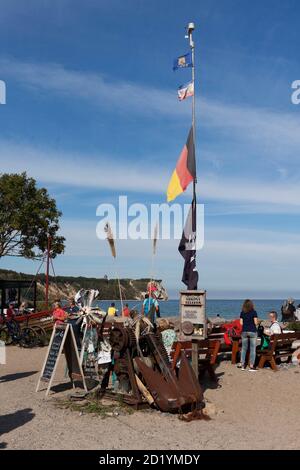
[95,299,299,321]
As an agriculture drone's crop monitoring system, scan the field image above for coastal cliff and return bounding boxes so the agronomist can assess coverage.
[0,269,167,302]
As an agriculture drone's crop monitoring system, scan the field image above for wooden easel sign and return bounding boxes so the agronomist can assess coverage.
[36,323,87,397]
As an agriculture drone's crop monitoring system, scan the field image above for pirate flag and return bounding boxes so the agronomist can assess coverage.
[178,197,198,290]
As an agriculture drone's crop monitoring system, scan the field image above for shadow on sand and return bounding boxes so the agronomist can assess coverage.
[0,371,38,383]
[49,382,74,393]
[0,408,35,438]
[200,371,224,392]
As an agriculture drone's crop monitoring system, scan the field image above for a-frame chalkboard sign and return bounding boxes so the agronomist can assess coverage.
[36,323,87,397]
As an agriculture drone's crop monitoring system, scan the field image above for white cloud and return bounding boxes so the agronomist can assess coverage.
[0,139,167,193]
[2,138,300,211]
[199,175,300,206]
[60,219,300,270]
[0,56,182,118]
[1,56,300,161]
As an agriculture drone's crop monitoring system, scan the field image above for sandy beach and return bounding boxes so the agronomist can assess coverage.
[1,345,299,450]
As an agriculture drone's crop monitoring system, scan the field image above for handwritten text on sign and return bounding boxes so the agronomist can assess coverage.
[42,328,65,381]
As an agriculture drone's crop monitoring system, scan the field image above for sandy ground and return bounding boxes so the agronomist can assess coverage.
[0,345,300,450]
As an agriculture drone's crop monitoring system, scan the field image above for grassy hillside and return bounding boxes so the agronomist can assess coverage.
[0,268,161,301]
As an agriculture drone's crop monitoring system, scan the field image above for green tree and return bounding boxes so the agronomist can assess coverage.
[0,172,65,259]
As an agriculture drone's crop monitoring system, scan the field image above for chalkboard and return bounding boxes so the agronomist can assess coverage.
[36,323,87,396]
[42,326,66,381]
[64,327,83,381]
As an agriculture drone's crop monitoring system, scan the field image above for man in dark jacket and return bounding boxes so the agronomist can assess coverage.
[281,298,296,322]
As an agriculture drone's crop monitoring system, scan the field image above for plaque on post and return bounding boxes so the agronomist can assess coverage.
[180,290,207,339]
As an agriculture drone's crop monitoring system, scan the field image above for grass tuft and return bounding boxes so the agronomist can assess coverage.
[55,397,134,419]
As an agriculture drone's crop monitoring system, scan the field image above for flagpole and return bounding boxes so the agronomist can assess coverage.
[187,22,198,289]
[187,22,197,196]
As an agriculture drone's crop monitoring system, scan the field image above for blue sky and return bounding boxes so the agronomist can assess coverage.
[1,0,300,298]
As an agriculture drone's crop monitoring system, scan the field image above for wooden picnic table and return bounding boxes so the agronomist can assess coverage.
[170,338,221,382]
[231,331,300,370]
[257,332,300,371]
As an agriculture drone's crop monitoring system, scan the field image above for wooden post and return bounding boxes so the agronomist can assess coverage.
[192,339,199,378]
[45,235,51,309]
[17,286,21,308]
[231,339,239,364]
[33,281,37,313]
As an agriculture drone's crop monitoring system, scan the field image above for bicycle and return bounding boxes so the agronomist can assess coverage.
[0,315,38,348]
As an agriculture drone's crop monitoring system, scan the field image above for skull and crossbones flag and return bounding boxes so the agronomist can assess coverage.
[178,197,198,290]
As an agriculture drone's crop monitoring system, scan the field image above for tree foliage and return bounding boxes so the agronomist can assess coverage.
[0,172,65,259]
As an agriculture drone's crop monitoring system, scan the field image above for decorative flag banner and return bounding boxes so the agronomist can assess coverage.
[178,197,198,290]
[178,81,194,101]
[166,127,196,202]
[173,52,192,71]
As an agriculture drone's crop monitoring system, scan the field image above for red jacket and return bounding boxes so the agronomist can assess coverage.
[222,319,242,345]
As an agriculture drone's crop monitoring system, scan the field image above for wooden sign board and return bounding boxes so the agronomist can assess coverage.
[36,323,87,397]
[180,290,207,339]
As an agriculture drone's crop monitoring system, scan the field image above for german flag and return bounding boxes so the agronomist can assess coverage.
[167,127,196,202]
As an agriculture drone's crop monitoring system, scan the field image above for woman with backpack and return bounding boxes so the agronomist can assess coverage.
[238,299,259,371]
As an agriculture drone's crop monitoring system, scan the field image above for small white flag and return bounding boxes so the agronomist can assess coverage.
[177,81,194,101]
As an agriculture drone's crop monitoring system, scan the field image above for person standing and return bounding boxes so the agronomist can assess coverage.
[238,299,259,371]
[122,303,130,317]
[286,298,296,321]
[281,298,296,322]
[142,294,159,324]
[5,302,19,341]
[107,302,118,317]
[6,302,15,322]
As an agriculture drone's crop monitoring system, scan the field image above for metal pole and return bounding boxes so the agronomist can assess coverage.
[187,22,198,289]
[188,22,197,193]
[45,235,51,309]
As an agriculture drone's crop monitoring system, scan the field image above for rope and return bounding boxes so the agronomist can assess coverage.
[50,257,61,295]
[22,254,47,301]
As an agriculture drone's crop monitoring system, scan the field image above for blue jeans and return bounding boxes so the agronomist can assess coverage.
[241,332,257,367]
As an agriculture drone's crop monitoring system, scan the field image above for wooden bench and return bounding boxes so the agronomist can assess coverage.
[170,339,221,382]
[257,332,300,371]
[207,325,225,341]
[231,338,241,364]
